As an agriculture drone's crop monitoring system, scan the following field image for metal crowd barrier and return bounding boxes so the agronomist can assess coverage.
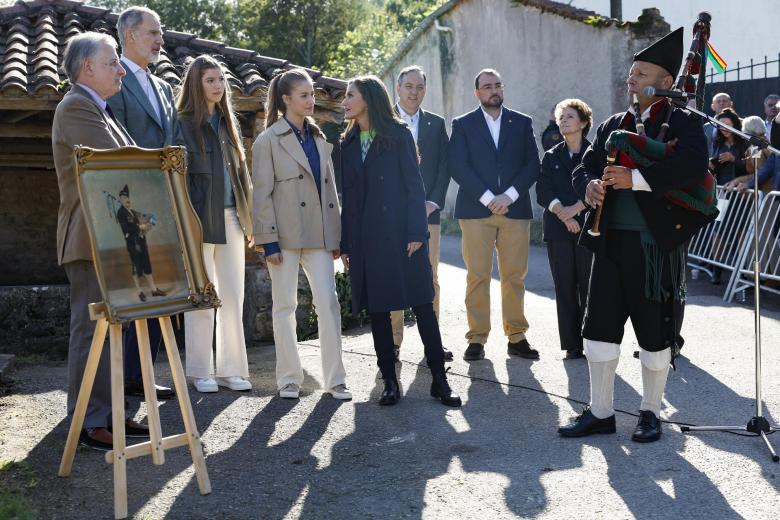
[726,190,780,302]
[687,186,762,300]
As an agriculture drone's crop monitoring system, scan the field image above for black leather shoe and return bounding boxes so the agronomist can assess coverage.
[430,371,462,407]
[393,345,400,363]
[508,339,539,359]
[558,407,616,437]
[125,380,175,400]
[632,410,662,443]
[463,343,485,361]
[138,291,147,302]
[379,379,400,406]
[442,348,454,362]
[564,348,585,360]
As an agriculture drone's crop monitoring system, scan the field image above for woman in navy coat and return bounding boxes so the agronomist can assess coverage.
[340,75,460,407]
[536,99,593,360]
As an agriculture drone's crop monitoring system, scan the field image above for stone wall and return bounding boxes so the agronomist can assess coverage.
[0,267,313,358]
[0,167,65,285]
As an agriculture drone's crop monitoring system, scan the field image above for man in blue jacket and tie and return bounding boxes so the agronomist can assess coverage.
[449,68,541,361]
[108,6,185,401]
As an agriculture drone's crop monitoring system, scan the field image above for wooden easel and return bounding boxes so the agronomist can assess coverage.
[58,304,211,519]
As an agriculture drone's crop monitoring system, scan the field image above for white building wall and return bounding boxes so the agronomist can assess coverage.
[382,0,661,216]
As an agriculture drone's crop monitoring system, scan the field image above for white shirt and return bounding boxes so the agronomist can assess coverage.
[623,104,653,193]
[481,106,502,148]
[121,56,161,122]
[398,104,420,144]
[478,106,520,206]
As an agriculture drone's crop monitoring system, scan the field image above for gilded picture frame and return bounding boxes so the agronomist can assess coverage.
[74,145,220,323]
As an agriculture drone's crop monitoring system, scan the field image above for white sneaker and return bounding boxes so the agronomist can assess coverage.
[326,384,352,400]
[216,376,252,391]
[279,383,300,399]
[193,377,218,393]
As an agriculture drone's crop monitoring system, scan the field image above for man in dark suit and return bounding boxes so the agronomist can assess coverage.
[390,65,453,362]
[559,28,712,443]
[108,6,185,400]
[449,68,541,361]
[53,31,147,450]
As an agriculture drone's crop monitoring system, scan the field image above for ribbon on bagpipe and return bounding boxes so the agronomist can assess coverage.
[605,129,717,216]
[605,12,717,217]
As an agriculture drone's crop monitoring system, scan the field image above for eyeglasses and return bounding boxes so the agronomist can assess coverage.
[478,82,504,91]
[94,59,122,70]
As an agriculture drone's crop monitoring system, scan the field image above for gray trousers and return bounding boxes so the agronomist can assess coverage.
[64,260,112,429]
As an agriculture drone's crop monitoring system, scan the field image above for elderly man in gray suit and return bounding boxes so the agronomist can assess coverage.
[108,6,185,401]
[53,31,148,450]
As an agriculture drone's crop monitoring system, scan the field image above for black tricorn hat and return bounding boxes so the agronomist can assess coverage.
[633,27,684,77]
[119,184,129,198]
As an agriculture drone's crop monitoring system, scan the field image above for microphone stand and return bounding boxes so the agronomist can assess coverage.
[672,97,780,462]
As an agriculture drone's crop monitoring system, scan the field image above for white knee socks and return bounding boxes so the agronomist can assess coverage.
[638,348,671,417]
[588,357,619,419]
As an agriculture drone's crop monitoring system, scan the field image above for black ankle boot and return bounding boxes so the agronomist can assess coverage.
[430,371,462,407]
[379,378,400,406]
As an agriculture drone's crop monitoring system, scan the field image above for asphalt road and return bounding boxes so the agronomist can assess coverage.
[2,235,780,519]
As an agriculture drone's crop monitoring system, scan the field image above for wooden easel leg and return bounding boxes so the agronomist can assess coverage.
[159,316,211,495]
[135,319,165,465]
[109,323,128,520]
[59,318,109,477]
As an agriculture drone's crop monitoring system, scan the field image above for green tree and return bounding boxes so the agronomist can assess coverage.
[85,0,239,44]
[236,0,365,69]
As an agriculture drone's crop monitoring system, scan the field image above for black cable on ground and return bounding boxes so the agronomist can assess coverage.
[332,345,773,438]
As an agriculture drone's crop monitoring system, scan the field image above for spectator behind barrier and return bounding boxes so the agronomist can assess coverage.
[709,108,746,186]
[726,115,773,192]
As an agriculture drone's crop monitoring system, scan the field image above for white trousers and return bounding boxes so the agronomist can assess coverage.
[267,248,346,390]
[185,209,249,379]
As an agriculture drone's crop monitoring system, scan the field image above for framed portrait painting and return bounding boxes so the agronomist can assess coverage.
[74,145,219,323]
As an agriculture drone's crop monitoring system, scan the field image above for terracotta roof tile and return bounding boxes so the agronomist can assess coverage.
[0,0,347,106]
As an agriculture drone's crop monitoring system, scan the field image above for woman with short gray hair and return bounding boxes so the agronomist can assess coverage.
[727,115,773,192]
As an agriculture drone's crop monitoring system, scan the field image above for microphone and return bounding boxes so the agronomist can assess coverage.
[643,86,690,99]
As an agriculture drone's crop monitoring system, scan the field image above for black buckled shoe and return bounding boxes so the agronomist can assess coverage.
[508,339,539,359]
[430,370,462,407]
[632,410,662,443]
[558,407,616,437]
[379,379,400,406]
[463,343,485,361]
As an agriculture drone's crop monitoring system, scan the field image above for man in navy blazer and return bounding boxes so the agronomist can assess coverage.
[108,6,185,400]
[449,68,540,361]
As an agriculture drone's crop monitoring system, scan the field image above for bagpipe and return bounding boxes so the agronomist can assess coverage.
[589,13,718,237]
[103,190,158,238]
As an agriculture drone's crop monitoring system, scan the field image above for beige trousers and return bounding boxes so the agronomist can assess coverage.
[267,248,346,390]
[459,215,530,345]
[391,223,441,346]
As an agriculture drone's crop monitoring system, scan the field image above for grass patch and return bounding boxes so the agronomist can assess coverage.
[0,459,37,519]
